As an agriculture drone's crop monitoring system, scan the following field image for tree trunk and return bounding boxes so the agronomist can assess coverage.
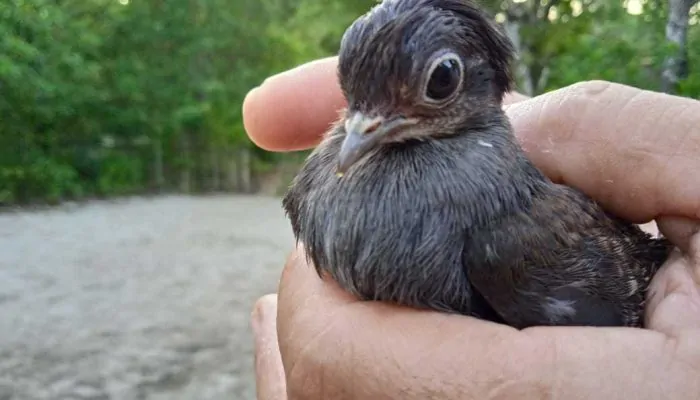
[152,136,164,192]
[238,148,252,193]
[502,19,535,96]
[210,139,221,191]
[179,133,192,193]
[661,0,698,93]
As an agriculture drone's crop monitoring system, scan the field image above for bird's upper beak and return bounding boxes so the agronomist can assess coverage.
[337,112,418,175]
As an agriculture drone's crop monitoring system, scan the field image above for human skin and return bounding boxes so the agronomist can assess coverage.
[245,56,700,400]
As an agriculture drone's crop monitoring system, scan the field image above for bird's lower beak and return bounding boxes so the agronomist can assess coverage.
[337,113,417,175]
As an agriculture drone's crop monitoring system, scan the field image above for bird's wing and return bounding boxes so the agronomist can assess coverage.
[463,184,666,328]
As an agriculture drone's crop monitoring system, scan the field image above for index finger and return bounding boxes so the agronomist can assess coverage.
[243,57,345,152]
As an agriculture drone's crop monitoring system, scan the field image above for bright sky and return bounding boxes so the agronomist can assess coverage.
[625,0,644,15]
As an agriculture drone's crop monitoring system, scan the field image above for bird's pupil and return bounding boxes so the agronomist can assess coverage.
[426,59,460,101]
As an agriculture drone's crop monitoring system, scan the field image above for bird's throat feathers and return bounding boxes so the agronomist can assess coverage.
[282,124,547,305]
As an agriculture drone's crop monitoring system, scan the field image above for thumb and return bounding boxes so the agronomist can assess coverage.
[251,294,287,400]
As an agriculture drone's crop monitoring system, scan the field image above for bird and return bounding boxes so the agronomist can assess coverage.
[281,0,674,329]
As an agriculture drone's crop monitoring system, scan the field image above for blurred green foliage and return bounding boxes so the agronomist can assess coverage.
[0,0,698,205]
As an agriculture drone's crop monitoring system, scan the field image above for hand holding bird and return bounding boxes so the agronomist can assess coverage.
[245,69,700,399]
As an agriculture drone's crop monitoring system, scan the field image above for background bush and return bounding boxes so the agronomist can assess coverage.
[0,0,698,205]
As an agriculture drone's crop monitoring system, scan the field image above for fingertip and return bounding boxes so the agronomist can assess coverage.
[657,216,700,256]
[242,86,275,151]
[243,80,317,152]
[251,293,279,334]
[242,57,346,152]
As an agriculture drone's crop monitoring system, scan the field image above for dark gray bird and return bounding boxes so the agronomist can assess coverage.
[282,0,673,328]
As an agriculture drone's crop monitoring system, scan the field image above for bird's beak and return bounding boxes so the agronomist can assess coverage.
[337,112,417,174]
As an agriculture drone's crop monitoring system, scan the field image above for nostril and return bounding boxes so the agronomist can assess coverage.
[364,121,380,134]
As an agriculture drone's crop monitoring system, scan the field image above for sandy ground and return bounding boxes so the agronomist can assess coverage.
[0,195,295,400]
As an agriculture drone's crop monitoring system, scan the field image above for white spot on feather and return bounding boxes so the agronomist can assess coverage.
[477,140,493,148]
[484,244,496,260]
[628,278,639,296]
[544,297,576,319]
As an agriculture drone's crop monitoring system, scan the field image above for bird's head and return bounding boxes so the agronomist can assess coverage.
[335,0,516,174]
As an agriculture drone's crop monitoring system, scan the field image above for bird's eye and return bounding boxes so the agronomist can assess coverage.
[424,54,463,103]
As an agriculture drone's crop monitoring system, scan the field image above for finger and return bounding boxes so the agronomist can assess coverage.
[657,216,700,260]
[659,217,700,286]
[508,81,700,223]
[644,250,700,335]
[243,57,346,152]
[252,294,287,400]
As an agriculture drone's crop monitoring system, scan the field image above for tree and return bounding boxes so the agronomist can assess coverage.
[0,0,697,205]
[661,0,699,93]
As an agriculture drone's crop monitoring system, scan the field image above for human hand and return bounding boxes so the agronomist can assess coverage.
[246,56,700,399]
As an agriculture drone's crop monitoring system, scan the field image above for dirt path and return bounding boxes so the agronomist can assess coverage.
[0,195,295,400]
